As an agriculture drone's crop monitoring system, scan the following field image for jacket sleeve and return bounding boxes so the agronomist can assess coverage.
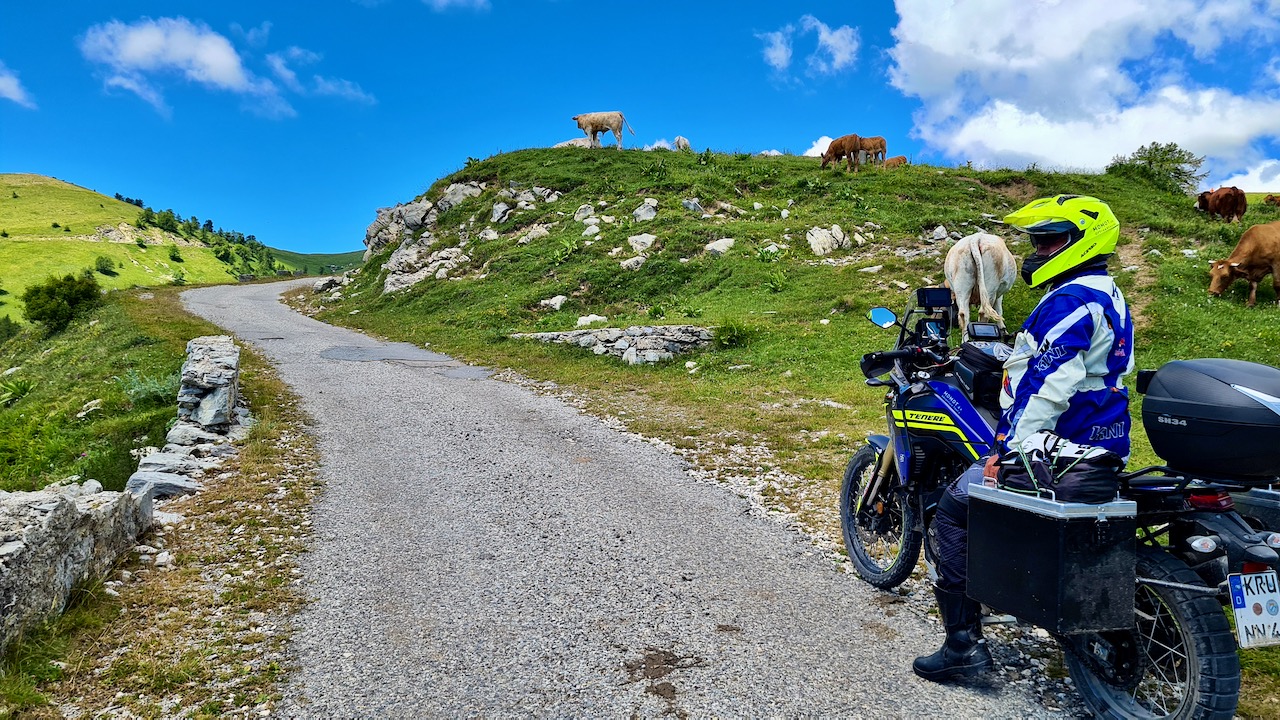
[1005,295,1097,449]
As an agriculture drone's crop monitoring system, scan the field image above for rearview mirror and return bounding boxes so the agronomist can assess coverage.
[867,307,898,329]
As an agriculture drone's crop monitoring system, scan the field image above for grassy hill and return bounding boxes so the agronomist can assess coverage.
[0,174,360,321]
[303,147,1280,714]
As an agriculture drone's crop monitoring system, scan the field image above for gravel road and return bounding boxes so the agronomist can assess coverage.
[182,279,1066,719]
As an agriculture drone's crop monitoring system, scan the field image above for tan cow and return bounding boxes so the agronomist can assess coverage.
[858,136,887,165]
[883,155,908,168]
[821,133,861,172]
[1208,220,1280,306]
[674,135,691,152]
[944,232,1017,336]
[1265,194,1280,207]
[571,111,636,149]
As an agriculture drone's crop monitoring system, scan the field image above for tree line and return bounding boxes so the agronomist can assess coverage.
[128,203,282,277]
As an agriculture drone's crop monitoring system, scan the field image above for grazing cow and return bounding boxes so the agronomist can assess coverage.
[674,135,691,152]
[858,136,887,165]
[571,111,636,149]
[1208,220,1280,306]
[1265,194,1280,207]
[883,155,908,168]
[944,232,1018,336]
[1195,186,1247,223]
[821,133,861,172]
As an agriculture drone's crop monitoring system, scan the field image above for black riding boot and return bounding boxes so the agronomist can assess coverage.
[912,587,994,682]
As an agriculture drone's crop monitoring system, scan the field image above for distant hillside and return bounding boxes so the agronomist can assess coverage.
[0,174,358,321]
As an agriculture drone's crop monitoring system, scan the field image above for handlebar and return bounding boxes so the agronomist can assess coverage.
[860,345,950,381]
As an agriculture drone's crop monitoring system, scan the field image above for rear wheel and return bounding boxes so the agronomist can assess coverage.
[1061,547,1240,719]
[839,445,921,589]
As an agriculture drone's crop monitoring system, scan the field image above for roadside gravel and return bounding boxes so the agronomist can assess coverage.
[183,279,1078,718]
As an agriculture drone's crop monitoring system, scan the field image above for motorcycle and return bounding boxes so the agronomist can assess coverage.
[842,287,1280,719]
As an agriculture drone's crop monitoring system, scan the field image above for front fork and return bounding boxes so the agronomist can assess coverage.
[858,435,895,515]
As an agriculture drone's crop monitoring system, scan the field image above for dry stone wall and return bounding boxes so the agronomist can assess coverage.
[0,335,248,655]
[513,325,713,365]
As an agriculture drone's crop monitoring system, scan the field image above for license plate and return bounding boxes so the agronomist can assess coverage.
[1229,571,1280,648]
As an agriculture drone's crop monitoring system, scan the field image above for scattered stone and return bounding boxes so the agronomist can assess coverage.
[620,256,647,271]
[539,295,568,310]
[574,204,594,222]
[633,198,659,222]
[490,202,512,224]
[932,225,949,241]
[478,227,499,241]
[705,238,736,256]
[583,225,601,237]
[518,224,551,245]
[577,314,608,326]
[682,199,704,214]
[628,233,658,253]
[859,265,884,273]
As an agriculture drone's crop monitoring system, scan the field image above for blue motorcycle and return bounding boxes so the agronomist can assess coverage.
[844,287,1280,720]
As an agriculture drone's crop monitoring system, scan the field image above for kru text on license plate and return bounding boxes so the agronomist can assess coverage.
[1229,571,1280,649]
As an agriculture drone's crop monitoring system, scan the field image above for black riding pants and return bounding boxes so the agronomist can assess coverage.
[934,460,986,593]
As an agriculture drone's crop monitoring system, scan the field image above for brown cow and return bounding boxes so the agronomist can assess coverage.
[1265,194,1280,207]
[858,136,887,165]
[821,133,861,172]
[883,155,908,168]
[1195,186,1247,223]
[1208,220,1280,306]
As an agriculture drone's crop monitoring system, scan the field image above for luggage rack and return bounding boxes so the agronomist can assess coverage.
[1120,465,1280,494]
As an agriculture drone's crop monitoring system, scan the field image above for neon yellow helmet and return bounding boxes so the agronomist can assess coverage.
[1004,194,1120,288]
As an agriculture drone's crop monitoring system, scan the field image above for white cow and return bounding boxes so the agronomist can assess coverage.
[943,232,1017,338]
[571,111,636,149]
[674,135,691,152]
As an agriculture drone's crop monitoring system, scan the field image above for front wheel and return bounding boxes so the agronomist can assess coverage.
[1061,547,1240,719]
[839,444,921,589]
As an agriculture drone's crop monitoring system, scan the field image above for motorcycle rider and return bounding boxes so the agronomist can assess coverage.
[913,194,1136,682]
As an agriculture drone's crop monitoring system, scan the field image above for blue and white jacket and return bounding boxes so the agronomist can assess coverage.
[996,269,1135,461]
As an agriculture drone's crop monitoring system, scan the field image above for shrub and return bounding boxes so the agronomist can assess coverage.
[171,269,186,286]
[115,369,179,407]
[1105,142,1206,195]
[94,255,117,276]
[764,270,789,293]
[168,246,183,262]
[135,238,147,249]
[0,315,18,344]
[713,318,754,349]
[21,272,103,333]
[0,230,7,238]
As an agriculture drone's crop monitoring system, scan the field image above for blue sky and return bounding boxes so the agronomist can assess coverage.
[3,1,1280,254]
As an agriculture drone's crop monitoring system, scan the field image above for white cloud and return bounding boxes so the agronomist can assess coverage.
[800,15,858,74]
[889,0,1280,174]
[760,16,857,77]
[643,139,674,151]
[313,76,376,104]
[803,136,833,157]
[80,17,288,115]
[231,21,272,47]
[0,61,36,109]
[266,46,321,93]
[757,27,793,72]
[422,0,490,9]
[1218,160,1280,191]
[759,149,784,156]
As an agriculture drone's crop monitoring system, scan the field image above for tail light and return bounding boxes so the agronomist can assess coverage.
[1243,561,1272,574]
[1188,491,1235,511]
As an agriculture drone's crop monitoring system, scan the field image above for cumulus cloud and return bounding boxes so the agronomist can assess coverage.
[888,0,1280,178]
[643,139,674,151]
[80,17,286,115]
[758,149,784,156]
[758,15,857,77]
[0,61,36,109]
[799,15,858,74]
[757,28,793,72]
[803,136,834,157]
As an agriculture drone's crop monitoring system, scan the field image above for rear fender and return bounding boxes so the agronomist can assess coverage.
[1178,510,1279,575]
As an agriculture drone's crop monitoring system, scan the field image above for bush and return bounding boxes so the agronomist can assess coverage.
[168,246,183,262]
[135,238,147,249]
[1106,142,1206,195]
[0,315,18,345]
[171,269,186,286]
[713,318,755,349]
[21,272,103,333]
[94,255,117,276]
